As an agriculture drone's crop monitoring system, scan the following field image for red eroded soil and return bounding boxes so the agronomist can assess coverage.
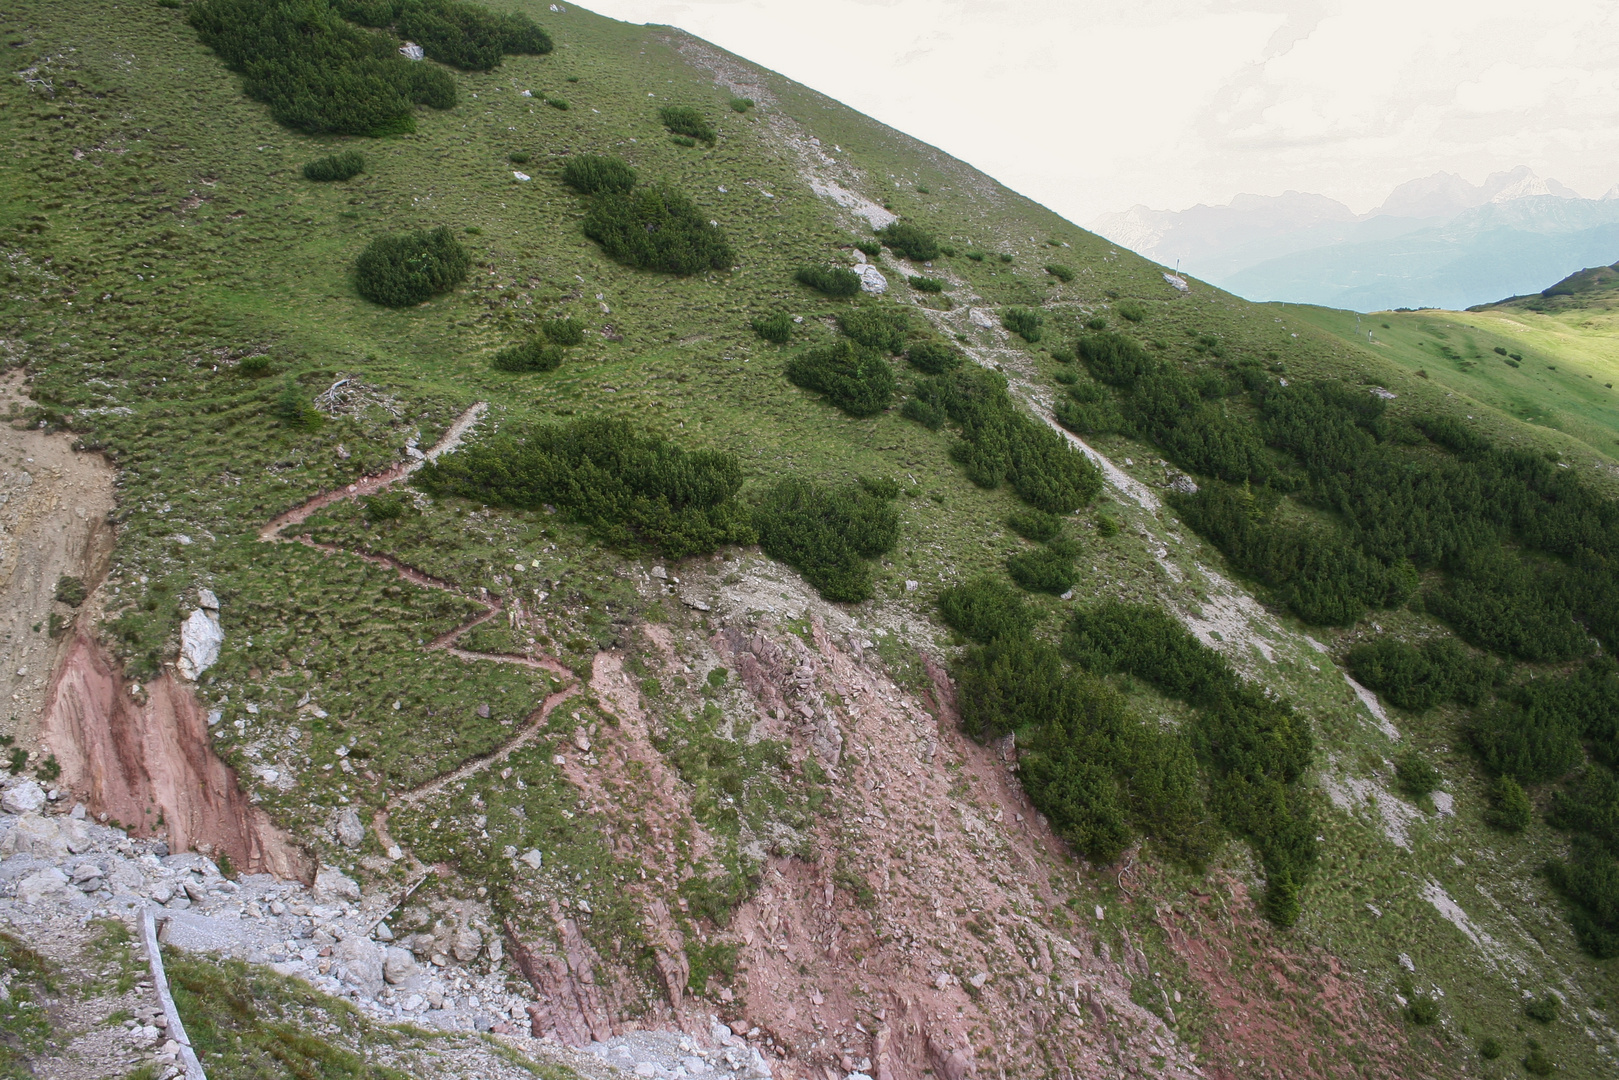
[41,632,311,880]
[1159,876,1417,1080]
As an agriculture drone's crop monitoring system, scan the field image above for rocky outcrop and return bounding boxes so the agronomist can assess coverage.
[508,913,617,1047]
[175,599,222,682]
[40,633,310,880]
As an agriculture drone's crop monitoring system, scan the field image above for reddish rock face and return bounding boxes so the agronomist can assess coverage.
[41,633,311,881]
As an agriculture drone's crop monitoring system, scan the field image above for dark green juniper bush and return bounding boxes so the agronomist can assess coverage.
[794,265,861,297]
[583,184,733,274]
[752,479,899,603]
[302,150,365,182]
[658,104,716,145]
[189,0,457,135]
[353,227,470,307]
[561,154,638,195]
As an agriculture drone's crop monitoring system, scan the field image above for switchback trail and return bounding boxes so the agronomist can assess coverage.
[259,401,582,859]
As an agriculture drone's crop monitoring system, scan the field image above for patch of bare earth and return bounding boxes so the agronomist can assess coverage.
[0,370,115,754]
[1159,876,1417,1080]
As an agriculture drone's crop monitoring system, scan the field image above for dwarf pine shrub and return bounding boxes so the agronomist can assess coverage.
[1485,776,1532,831]
[545,97,569,110]
[272,376,317,427]
[354,226,470,307]
[339,0,553,71]
[906,341,962,374]
[753,479,899,603]
[583,184,733,275]
[190,0,457,135]
[838,306,910,354]
[540,316,585,346]
[1007,508,1062,543]
[908,276,946,293]
[1007,541,1078,594]
[491,339,564,372]
[658,104,716,144]
[1117,300,1148,323]
[54,575,87,607]
[1045,263,1075,282]
[854,240,881,258]
[1002,307,1044,342]
[416,417,752,558]
[874,222,939,261]
[303,149,366,181]
[785,339,895,418]
[1525,996,1559,1023]
[729,96,754,112]
[938,576,1034,643]
[751,313,793,344]
[1395,752,1441,800]
[795,266,861,297]
[561,154,638,194]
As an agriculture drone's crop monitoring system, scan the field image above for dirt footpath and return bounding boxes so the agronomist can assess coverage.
[0,371,116,752]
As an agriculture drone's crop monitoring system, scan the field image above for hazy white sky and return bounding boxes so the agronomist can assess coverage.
[579,0,1619,221]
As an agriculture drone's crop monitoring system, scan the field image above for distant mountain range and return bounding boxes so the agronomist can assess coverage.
[1091,167,1619,312]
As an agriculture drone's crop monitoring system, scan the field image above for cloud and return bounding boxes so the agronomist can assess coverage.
[582,0,1619,217]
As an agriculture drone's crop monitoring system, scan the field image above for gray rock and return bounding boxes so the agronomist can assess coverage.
[383,945,417,985]
[197,588,219,611]
[854,264,888,294]
[334,808,365,850]
[0,816,65,857]
[520,849,543,870]
[311,867,361,904]
[177,608,224,681]
[336,937,384,997]
[2,781,45,816]
[17,867,77,905]
[451,924,482,963]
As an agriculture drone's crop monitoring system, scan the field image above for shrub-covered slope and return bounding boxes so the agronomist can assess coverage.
[3,1,1618,1076]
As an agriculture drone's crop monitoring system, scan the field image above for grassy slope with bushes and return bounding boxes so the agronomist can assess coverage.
[4,0,1618,1073]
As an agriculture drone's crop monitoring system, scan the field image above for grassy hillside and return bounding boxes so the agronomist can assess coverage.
[6,1,1619,1077]
[1282,301,1619,465]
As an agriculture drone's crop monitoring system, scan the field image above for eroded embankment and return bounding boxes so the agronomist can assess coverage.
[41,636,311,878]
[4,366,310,879]
[0,371,116,748]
